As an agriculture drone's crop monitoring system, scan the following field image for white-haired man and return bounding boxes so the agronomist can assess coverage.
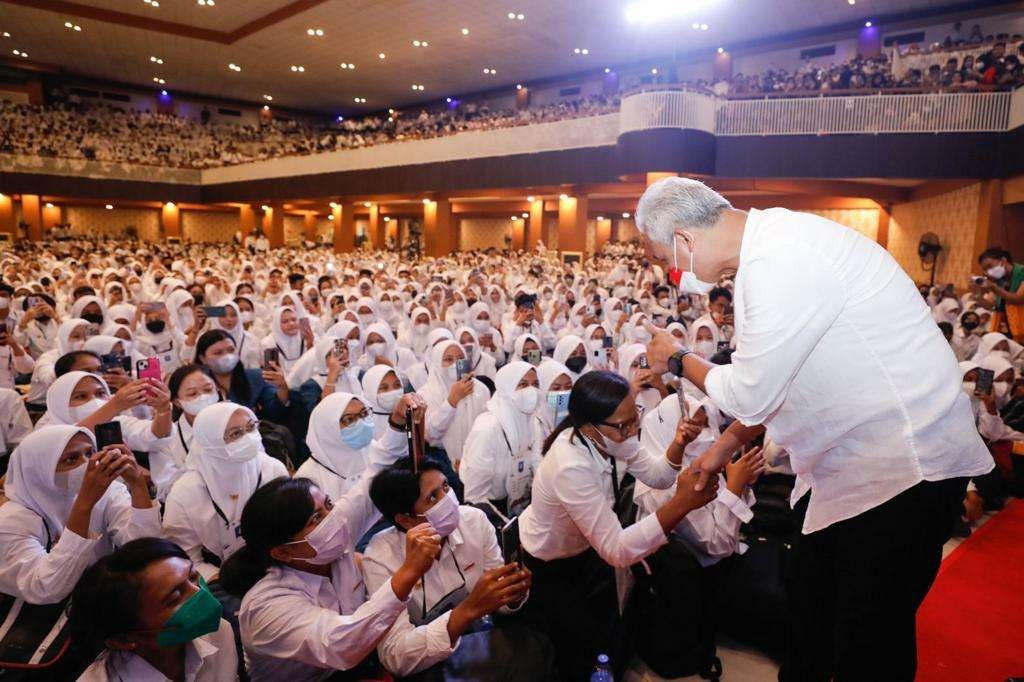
[639,177,991,681]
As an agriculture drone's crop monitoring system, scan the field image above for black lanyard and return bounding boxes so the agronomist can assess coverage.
[177,419,191,455]
[206,472,262,529]
[420,544,466,621]
[309,455,355,481]
[277,338,305,361]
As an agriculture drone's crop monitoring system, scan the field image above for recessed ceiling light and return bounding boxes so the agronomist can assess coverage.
[526,195,534,201]
[329,201,339,208]
[290,65,305,72]
[507,11,525,20]
[411,84,425,91]
[864,20,872,27]
[516,83,522,90]
[559,193,569,200]
[383,216,391,222]
[622,212,631,218]
[651,67,658,74]
[12,49,27,57]
[422,198,431,204]
[328,214,335,220]
[339,62,356,69]
[150,55,163,64]
[848,0,856,4]
[691,22,699,29]
[700,23,708,30]
[152,76,165,83]
[197,0,214,5]
[521,212,529,218]
[64,21,82,31]
[604,67,611,73]
[353,97,367,103]
[2,32,9,38]
[517,13,524,20]
[228,63,241,72]
[446,97,452,103]
[717,47,724,54]
[461,27,470,35]
[151,0,159,6]
[263,94,273,101]
[388,108,395,114]
[412,39,429,47]
[105,204,114,210]
[597,216,605,221]
[363,201,372,207]
[160,89,168,95]
[574,47,589,55]
[260,204,270,211]
[262,105,269,110]
[306,28,324,36]
[378,52,386,59]
[483,67,496,74]
[45,202,53,208]
[511,215,519,220]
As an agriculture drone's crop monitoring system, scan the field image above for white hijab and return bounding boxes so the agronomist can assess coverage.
[42,371,110,426]
[536,359,573,434]
[361,364,401,438]
[419,340,489,461]
[270,306,305,361]
[483,361,537,456]
[305,392,370,480]
[188,402,266,519]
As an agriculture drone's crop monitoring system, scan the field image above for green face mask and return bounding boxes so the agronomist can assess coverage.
[156,576,223,648]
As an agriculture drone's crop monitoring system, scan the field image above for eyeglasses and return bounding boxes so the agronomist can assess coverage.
[224,419,258,443]
[600,405,645,436]
[339,407,371,428]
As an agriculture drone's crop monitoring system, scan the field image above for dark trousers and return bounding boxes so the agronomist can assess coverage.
[779,477,967,682]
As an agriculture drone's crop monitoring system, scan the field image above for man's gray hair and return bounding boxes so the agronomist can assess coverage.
[634,177,732,246]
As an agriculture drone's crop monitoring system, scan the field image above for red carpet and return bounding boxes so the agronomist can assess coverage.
[916,499,1024,681]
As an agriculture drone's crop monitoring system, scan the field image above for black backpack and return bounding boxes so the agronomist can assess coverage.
[628,540,721,680]
[257,420,297,473]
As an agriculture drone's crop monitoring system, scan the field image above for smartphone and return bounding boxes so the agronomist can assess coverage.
[500,516,522,566]
[455,358,472,380]
[724,304,734,316]
[717,340,730,352]
[526,349,542,366]
[120,356,133,373]
[27,295,42,309]
[976,368,995,394]
[677,387,688,418]
[333,338,346,357]
[298,317,312,336]
[263,348,280,367]
[204,306,227,318]
[95,421,124,450]
[601,336,614,349]
[100,352,123,372]
[136,356,162,382]
[638,355,649,370]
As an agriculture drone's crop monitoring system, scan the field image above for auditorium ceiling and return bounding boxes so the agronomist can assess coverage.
[0,0,1015,113]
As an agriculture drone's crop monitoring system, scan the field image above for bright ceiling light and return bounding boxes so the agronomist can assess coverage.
[105,204,114,210]
[45,202,53,208]
[261,204,270,211]
[604,67,611,73]
[197,0,214,5]
[64,21,82,31]
[717,47,724,54]
[516,83,523,89]
[559,193,569,200]
[700,23,708,30]
[848,0,856,4]
[2,32,9,38]
[446,97,452,103]
[597,215,605,221]
[412,39,429,47]
[511,215,519,220]
[507,11,525,20]
[622,212,631,218]
[383,216,391,222]
[290,65,305,72]
[521,212,529,218]
[461,27,470,35]
[363,201,372,207]
[864,20,872,27]
[388,108,395,114]
[627,0,717,24]
[378,52,386,59]
[152,76,165,83]
[517,13,524,20]
[526,195,535,201]
[651,67,658,74]
[228,63,241,71]
[483,67,496,74]
[422,198,431,204]
[354,97,367,103]
[263,94,273,101]
[306,28,324,36]
[329,201,339,208]
[150,55,163,64]
[339,62,356,69]
[262,105,269,110]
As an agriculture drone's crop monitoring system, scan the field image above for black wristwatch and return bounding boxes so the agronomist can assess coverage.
[667,349,692,377]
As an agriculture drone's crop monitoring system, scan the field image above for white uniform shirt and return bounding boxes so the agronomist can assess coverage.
[163,455,288,580]
[78,619,238,681]
[0,345,33,389]
[460,414,542,507]
[0,388,33,454]
[148,417,194,502]
[0,483,161,604]
[519,428,677,567]
[703,208,993,534]
[361,506,509,677]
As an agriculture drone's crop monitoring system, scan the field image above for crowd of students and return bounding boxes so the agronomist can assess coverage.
[0,234,1013,681]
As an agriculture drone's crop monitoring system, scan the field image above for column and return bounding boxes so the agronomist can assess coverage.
[21,194,42,241]
[974,180,1004,268]
[876,204,891,250]
[333,204,354,253]
[0,193,14,240]
[265,203,285,249]
[527,198,544,251]
[557,194,588,255]
[161,202,180,240]
[511,216,525,250]
[42,203,62,230]
[303,212,317,243]
[646,171,678,186]
[594,216,612,252]
[367,203,382,251]
[239,204,256,240]
[423,199,455,257]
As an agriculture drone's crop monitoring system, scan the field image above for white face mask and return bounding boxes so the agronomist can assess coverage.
[346,339,362,355]
[240,311,254,324]
[70,397,108,422]
[472,318,490,333]
[357,313,374,326]
[366,342,386,358]
[633,328,652,344]
[672,234,715,296]
[180,391,219,416]
[515,386,539,414]
[694,340,716,358]
[54,462,87,494]
[222,431,261,462]
[444,365,459,383]
[987,265,1007,280]
[377,388,403,411]
[208,353,239,374]
[414,322,430,335]
[424,488,460,537]
[452,302,467,314]
[588,338,604,351]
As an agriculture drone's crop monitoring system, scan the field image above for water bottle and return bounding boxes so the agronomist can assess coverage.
[589,653,614,682]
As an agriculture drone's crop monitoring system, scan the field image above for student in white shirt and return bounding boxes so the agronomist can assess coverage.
[420,340,490,467]
[637,177,992,682]
[259,306,315,376]
[0,323,34,389]
[295,392,381,501]
[14,294,60,360]
[219,397,437,681]
[461,361,541,519]
[363,457,548,679]
[405,328,454,391]
[360,364,406,440]
[0,425,161,604]
[552,334,588,381]
[535,359,574,443]
[518,371,717,680]
[71,538,239,682]
[162,402,289,582]
[25,317,89,406]
[0,386,32,458]
[149,364,221,502]
[635,393,763,566]
[453,325,498,386]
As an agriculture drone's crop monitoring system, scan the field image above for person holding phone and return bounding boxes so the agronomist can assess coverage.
[364,457,547,679]
[466,303,506,367]
[454,326,498,386]
[39,370,173,448]
[617,344,667,414]
[14,293,60,360]
[535,359,575,443]
[959,360,1024,442]
[552,335,588,381]
[292,336,361,412]
[25,317,90,407]
[503,293,556,356]
[0,425,160,604]
[260,307,315,375]
[420,340,490,468]
[581,323,616,373]
[195,330,288,424]
[134,297,187,378]
[0,321,34,389]
[518,371,718,680]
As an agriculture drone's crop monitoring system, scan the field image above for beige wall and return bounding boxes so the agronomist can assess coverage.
[617,217,639,242]
[65,206,160,241]
[460,217,511,251]
[181,210,237,243]
[283,216,304,246]
[803,208,879,242]
[889,183,981,286]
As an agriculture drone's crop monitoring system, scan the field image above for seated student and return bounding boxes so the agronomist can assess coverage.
[82,335,135,390]
[581,323,616,372]
[406,328,454,391]
[535,359,574,443]
[960,360,1024,442]
[953,310,982,361]
[25,317,90,407]
[421,340,490,468]
[512,332,544,367]
[363,457,548,679]
[182,301,263,370]
[454,325,498,386]
[0,425,160,604]
[398,306,438,361]
[286,320,361,391]
[134,292,189,378]
[461,362,541,519]
[149,364,221,502]
[292,337,360,413]
[617,343,667,414]
[70,537,238,681]
[0,385,33,464]
[13,293,60,360]
[518,371,718,681]
[220,400,434,680]
[361,364,407,439]
[0,322,34,390]
[552,334,588,381]
[503,293,556,355]
[259,307,316,376]
[635,393,764,566]
[38,371,173,450]
[296,391,403,501]
[162,403,289,581]
[466,302,505,367]
[194,330,288,423]
[359,322,417,374]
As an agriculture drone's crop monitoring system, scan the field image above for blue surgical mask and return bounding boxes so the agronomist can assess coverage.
[340,415,375,449]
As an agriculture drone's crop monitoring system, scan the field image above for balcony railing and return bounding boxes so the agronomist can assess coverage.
[619,89,1018,137]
